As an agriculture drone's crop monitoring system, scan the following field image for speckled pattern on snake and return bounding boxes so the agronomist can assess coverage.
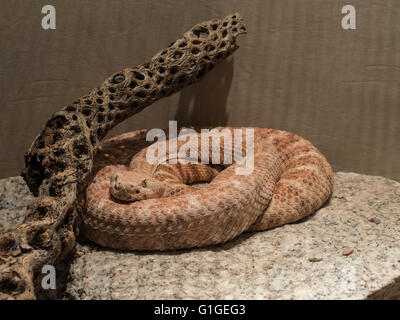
[82,127,334,251]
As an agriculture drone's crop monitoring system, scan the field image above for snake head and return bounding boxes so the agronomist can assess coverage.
[109,171,165,202]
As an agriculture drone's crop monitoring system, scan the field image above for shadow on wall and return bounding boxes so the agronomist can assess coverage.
[175,58,234,127]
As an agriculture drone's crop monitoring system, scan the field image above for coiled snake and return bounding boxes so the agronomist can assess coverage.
[82,127,334,250]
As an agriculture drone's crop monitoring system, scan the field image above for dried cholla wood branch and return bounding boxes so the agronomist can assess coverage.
[0,13,246,299]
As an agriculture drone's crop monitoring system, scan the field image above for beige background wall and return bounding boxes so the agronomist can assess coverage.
[0,0,399,180]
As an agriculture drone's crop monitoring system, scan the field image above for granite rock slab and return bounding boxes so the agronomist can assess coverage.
[1,173,399,299]
[0,176,34,231]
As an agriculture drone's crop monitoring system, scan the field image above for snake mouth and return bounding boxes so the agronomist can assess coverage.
[109,174,160,202]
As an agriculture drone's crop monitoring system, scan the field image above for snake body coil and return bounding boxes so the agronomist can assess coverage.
[83,127,334,251]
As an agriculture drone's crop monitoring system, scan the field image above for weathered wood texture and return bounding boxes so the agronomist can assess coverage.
[0,13,246,300]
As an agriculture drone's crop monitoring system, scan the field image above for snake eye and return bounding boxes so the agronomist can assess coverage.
[141,179,147,188]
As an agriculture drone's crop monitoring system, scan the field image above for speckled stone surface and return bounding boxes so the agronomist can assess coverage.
[1,173,399,299]
[0,176,33,231]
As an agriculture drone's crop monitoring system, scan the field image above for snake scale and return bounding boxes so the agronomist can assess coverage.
[83,127,334,250]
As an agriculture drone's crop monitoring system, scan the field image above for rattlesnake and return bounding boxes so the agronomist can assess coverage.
[82,127,334,250]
